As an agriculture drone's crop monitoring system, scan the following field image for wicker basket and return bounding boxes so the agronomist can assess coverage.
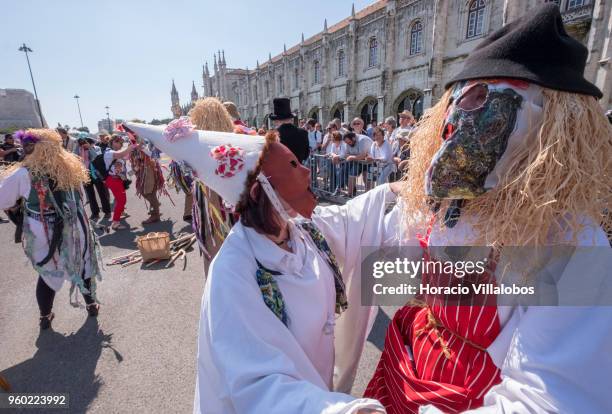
[136,232,171,262]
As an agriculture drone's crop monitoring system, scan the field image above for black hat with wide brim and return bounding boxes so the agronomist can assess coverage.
[446,3,602,99]
[269,98,295,120]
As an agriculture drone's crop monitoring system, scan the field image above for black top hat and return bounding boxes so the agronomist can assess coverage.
[269,98,295,120]
[446,3,602,98]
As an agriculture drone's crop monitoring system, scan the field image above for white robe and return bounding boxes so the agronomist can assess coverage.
[0,167,94,291]
[382,207,612,414]
[194,184,398,414]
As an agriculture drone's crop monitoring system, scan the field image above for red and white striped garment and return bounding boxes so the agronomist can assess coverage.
[364,219,501,414]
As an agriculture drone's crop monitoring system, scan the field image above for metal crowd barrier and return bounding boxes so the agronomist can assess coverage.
[307,154,395,204]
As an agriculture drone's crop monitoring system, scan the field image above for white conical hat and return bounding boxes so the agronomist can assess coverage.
[125,121,265,206]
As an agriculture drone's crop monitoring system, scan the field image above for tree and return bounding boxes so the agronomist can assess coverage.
[0,126,20,135]
[150,119,163,125]
[77,126,90,132]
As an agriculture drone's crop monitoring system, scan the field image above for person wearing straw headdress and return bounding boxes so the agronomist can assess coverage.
[124,114,405,413]
[0,128,103,329]
[224,100,256,136]
[185,97,240,268]
[363,4,612,414]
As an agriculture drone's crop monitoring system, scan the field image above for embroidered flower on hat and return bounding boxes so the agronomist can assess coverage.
[210,144,245,178]
[163,116,195,142]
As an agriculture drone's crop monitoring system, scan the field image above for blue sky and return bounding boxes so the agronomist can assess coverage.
[2,0,372,131]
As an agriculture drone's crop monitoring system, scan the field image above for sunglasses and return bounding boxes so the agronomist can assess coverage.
[455,83,489,111]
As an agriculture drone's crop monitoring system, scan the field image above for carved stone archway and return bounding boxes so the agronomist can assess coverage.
[394,89,424,120]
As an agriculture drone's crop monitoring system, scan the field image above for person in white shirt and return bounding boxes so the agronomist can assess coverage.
[390,110,415,145]
[306,118,323,154]
[322,122,342,154]
[332,130,372,197]
[325,131,346,193]
[366,126,394,187]
[382,116,396,144]
[124,121,395,414]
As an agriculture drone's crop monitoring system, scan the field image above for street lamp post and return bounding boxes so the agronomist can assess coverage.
[18,43,44,127]
[105,105,112,133]
[74,95,84,128]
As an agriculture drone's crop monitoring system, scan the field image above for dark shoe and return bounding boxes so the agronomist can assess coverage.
[87,303,99,317]
[103,213,112,220]
[90,213,100,221]
[142,214,161,225]
[183,215,192,223]
[111,222,128,231]
[0,217,9,224]
[39,312,55,330]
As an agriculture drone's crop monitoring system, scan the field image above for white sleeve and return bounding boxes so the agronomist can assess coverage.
[0,167,31,209]
[197,252,384,414]
[312,184,397,267]
[369,142,377,158]
[312,184,398,392]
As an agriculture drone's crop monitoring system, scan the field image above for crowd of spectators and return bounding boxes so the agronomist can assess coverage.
[294,110,416,197]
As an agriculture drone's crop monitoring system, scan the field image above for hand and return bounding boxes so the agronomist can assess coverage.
[346,155,356,162]
[389,181,403,194]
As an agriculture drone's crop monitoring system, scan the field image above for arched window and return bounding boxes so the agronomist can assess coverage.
[294,68,299,89]
[368,37,378,67]
[333,108,343,121]
[253,85,257,100]
[313,60,320,85]
[360,99,378,126]
[264,80,269,97]
[567,0,584,9]
[338,50,345,76]
[409,21,423,55]
[278,75,284,94]
[466,0,486,39]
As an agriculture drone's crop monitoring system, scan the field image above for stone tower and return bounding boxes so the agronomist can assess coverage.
[170,79,181,119]
[191,81,199,103]
[202,62,210,97]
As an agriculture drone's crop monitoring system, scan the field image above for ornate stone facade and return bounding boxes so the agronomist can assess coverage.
[171,0,611,126]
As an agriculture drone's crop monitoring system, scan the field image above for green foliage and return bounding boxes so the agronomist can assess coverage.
[149,118,173,125]
[0,126,20,135]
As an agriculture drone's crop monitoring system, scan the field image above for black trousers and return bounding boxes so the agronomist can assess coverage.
[84,178,111,216]
[36,276,95,316]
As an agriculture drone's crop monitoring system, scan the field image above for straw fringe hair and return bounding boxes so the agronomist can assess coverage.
[189,97,234,132]
[401,89,612,246]
[1,129,89,191]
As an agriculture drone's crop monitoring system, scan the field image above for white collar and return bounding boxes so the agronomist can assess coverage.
[242,220,308,277]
